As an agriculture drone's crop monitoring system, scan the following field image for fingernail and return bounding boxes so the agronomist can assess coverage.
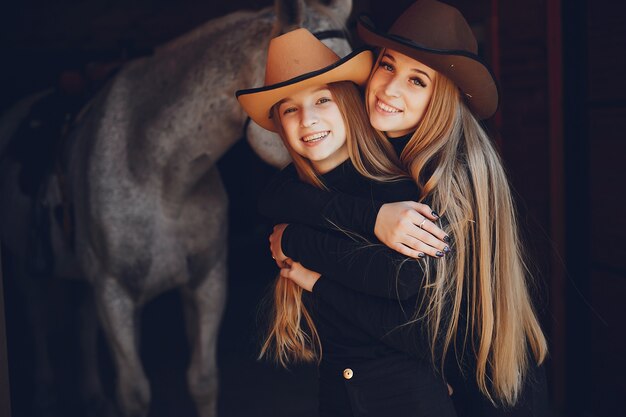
[418,252,426,258]
[436,251,444,258]
[443,246,451,254]
[431,210,440,218]
[443,235,451,243]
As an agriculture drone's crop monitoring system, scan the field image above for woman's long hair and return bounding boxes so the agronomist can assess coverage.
[366,52,548,406]
[259,80,405,366]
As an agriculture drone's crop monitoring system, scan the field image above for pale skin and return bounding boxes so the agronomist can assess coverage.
[278,85,349,175]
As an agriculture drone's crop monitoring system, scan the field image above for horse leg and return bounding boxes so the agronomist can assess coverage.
[79,285,116,417]
[94,277,149,417]
[181,251,227,417]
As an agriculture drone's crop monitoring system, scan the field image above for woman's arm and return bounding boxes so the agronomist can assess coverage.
[259,164,448,257]
[258,164,382,236]
[278,262,430,357]
[271,223,435,300]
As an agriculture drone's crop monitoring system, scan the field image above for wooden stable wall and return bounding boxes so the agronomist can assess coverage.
[490,1,626,415]
[563,0,626,416]
[586,0,626,414]
[493,0,567,411]
[497,0,564,407]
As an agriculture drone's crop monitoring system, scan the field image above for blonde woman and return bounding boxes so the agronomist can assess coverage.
[262,1,549,416]
[237,28,457,416]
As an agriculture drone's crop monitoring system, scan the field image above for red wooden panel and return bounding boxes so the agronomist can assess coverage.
[497,0,550,205]
[497,0,552,289]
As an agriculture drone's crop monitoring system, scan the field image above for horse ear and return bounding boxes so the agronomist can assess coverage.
[324,0,352,23]
[275,0,306,34]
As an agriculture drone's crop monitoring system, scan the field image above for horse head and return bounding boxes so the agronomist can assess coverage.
[246,0,353,169]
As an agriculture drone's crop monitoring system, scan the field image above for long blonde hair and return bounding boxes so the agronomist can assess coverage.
[259,80,405,366]
[366,51,548,406]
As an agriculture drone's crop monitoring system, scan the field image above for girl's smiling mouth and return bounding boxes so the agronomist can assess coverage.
[301,130,330,143]
[375,98,403,114]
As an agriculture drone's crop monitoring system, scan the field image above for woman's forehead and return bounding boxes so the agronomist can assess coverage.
[278,85,332,105]
[383,49,436,75]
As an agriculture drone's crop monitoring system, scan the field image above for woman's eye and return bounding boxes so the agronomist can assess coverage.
[317,97,331,104]
[411,77,426,87]
[282,107,297,115]
[380,62,394,72]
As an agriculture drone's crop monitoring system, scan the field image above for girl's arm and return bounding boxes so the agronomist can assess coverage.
[270,223,437,300]
[278,261,430,357]
[259,164,448,258]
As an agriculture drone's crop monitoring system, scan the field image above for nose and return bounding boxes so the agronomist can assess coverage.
[383,75,402,98]
[300,105,318,128]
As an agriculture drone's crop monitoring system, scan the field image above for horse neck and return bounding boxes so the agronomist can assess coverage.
[151,8,275,161]
[95,9,276,197]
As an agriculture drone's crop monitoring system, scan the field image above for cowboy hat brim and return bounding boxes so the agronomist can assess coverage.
[357,15,499,120]
[236,49,373,132]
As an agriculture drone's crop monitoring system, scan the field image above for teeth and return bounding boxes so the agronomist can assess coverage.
[302,131,330,142]
[377,100,402,113]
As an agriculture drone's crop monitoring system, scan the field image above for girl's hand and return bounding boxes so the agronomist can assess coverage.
[279,259,321,292]
[374,201,451,259]
[269,223,289,267]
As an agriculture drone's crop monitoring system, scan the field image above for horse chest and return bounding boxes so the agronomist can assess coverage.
[81,182,227,297]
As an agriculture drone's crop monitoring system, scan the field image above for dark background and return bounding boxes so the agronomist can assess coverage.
[1,0,625,416]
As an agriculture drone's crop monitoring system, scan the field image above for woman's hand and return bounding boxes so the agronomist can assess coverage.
[280,259,321,292]
[269,223,289,267]
[374,201,450,259]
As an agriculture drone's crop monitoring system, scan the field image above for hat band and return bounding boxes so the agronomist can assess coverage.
[314,29,347,41]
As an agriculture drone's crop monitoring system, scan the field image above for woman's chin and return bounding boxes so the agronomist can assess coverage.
[369,116,398,133]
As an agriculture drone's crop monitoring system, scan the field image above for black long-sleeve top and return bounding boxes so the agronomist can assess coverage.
[258,134,550,416]
[266,158,431,365]
[262,155,460,415]
[258,135,412,239]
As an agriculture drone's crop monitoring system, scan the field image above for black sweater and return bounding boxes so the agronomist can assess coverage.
[258,134,550,417]
[269,158,432,365]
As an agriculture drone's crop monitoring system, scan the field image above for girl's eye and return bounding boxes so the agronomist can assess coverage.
[317,97,331,104]
[282,107,297,115]
[380,61,394,72]
[411,77,426,87]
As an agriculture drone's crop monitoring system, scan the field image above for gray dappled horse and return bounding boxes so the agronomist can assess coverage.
[0,0,352,416]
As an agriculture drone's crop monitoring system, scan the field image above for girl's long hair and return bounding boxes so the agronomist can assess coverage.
[259,80,405,366]
[366,51,548,406]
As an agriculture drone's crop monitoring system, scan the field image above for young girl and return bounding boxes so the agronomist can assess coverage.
[261,1,549,415]
[237,28,457,416]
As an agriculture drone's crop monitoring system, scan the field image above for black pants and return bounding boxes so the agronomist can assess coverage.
[318,356,457,417]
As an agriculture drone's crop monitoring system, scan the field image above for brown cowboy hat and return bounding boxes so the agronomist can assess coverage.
[236,28,373,132]
[357,0,499,119]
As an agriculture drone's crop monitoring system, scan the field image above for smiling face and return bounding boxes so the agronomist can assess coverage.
[278,85,348,174]
[367,49,437,138]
